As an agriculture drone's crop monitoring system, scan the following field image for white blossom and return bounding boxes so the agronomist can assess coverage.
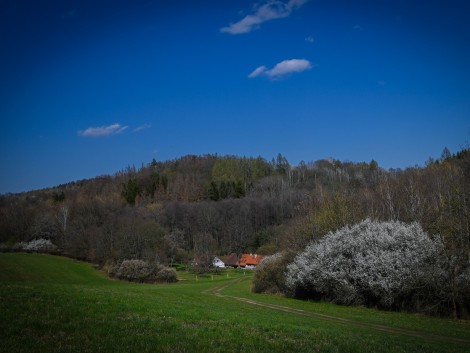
[22,238,57,252]
[286,219,443,307]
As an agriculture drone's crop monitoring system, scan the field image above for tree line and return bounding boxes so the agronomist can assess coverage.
[0,148,469,316]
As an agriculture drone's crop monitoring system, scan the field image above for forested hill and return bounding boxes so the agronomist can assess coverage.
[1,149,469,271]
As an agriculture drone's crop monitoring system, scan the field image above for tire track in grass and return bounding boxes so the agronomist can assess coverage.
[207,277,470,346]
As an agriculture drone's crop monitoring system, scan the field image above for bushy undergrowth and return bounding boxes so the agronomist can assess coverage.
[283,219,469,316]
[0,238,58,253]
[252,252,293,294]
[252,217,470,318]
[111,259,177,283]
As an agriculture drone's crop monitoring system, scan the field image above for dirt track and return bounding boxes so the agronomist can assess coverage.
[206,278,470,346]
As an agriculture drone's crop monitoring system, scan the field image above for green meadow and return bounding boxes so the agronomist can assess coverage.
[0,253,469,353]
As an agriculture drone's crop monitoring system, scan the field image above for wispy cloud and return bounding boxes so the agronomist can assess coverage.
[78,123,128,137]
[221,0,308,35]
[133,123,152,133]
[305,36,315,43]
[248,66,269,78]
[249,59,312,79]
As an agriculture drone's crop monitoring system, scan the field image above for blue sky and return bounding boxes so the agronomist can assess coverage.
[1,0,469,193]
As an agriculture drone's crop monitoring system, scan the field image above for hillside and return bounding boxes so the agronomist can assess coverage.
[1,149,469,316]
[1,253,469,353]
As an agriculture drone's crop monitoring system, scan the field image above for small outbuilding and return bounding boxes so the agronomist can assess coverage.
[212,256,225,268]
[221,253,239,268]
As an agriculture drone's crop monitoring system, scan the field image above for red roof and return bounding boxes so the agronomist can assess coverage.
[238,254,265,267]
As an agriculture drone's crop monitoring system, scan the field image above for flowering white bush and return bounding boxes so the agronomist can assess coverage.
[22,238,58,252]
[114,259,177,283]
[3,238,59,253]
[116,259,154,282]
[286,219,443,309]
[153,265,178,283]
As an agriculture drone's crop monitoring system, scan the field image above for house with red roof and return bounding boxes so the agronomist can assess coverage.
[237,253,265,269]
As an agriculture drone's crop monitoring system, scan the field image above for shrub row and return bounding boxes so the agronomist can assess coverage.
[253,219,470,318]
[108,259,177,284]
[0,238,58,253]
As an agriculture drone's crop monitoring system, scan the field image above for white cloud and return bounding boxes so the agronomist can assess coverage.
[78,123,128,137]
[248,65,268,78]
[249,59,312,79]
[133,123,152,133]
[305,36,315,43]
[221,0,308,34]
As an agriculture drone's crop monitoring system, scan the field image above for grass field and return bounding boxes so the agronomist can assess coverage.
[0,253,469,353]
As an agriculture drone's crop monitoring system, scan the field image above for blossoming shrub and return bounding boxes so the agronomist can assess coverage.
[22,239,58,252]
[0,238,58,253]
[114,259,177,283]
[286,219,444,311]
[153,264,178,283]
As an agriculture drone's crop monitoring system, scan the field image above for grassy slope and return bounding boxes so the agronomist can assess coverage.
[0,253,469,353]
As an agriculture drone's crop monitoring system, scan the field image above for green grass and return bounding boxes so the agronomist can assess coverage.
[1,253,469,353]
